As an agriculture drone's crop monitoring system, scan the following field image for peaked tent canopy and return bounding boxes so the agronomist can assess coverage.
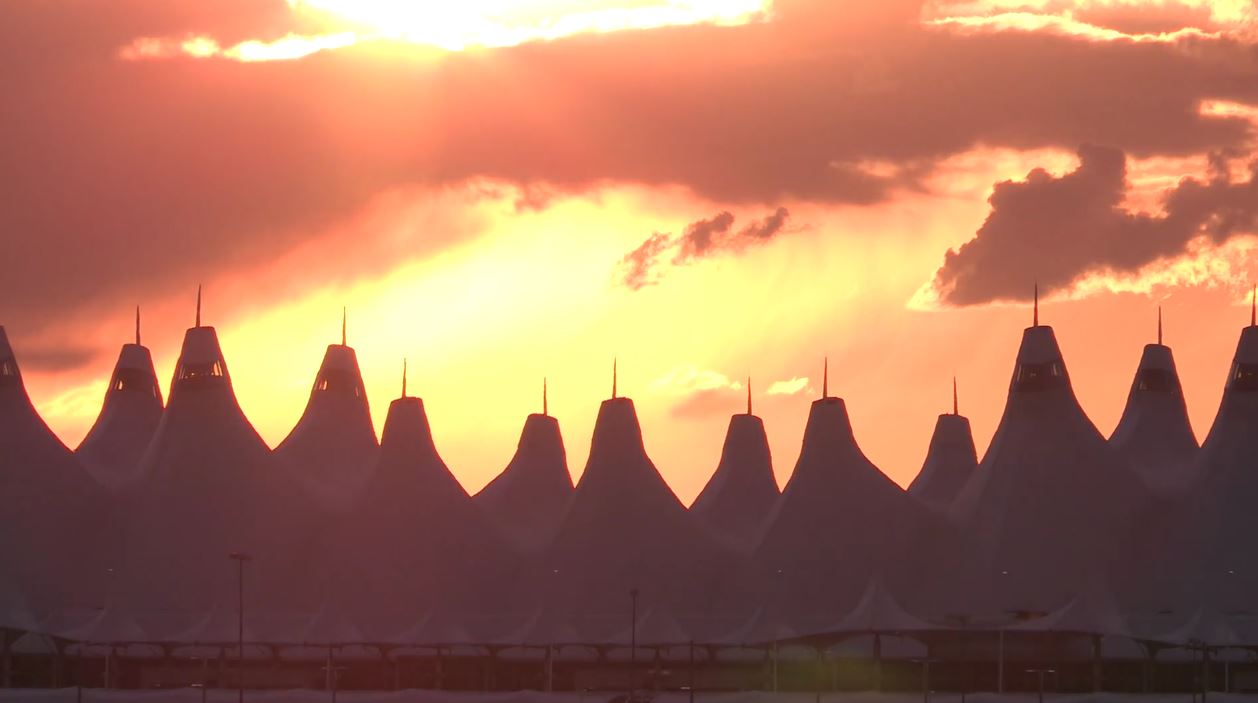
[527,397,735,624]
[908,412,978,509]
[1144,325,1258,613]
[949,324,1150,615]
[275,342,378,515]
[113,324,315,635]
[77,341,164,492]
[739,395,941,628]
[690,412,779,550]
[816,577,937,637]
[1108,341,1197,495]
[1008,580,1131,638]
[0,326,107,615]
[325,394,519,640]
[475,412,573,553]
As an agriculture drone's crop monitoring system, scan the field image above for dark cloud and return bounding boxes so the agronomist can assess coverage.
[618,233,674,291]
[929,144,1258,305]
[673,211,735,262]
[740,206,793,242]
[2,0,1258,332]
[619,208,795,289]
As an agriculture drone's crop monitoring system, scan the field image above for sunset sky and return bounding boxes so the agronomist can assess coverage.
[4,0,1258,502]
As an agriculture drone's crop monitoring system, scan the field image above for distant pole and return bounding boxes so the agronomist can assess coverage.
[822,357,829,399]
[746,377,752,415]
[997,629,1005,693]
[1157,305,1163,345]
[196,285,202,327]
[952,376,958,415]
[228,552,251,703]
[688,640,695,703]
[1033,282,1039,327]
[629,587,639,694]
[1251,284,1255,327]
[135,306,141,346]
[612,358,618,399]
[341,307,347,346]
[543,377,548,416]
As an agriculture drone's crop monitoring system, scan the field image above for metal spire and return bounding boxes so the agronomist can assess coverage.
[195,285,202,328]
[747,377,752,415]
[1157,305,1163,345]
[543,377,548,416]
[822,357,829,399]
[402,358,408,398]
[953,376,958,415]
[1252,284,1256,327]
[612,358,618,399]
[1033,282,1039,327]
[135,306,141,346]
[341,307,347,346]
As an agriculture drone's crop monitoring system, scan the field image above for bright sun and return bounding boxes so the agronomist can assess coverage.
[288,0,773,50]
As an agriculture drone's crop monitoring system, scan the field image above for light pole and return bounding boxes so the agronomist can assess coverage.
[228,552,251,703]
[629,587,639,696]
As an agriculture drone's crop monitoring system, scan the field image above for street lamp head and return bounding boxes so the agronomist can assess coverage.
[228,552,252,562]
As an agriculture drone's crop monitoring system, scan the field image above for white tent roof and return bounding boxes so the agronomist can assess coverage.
[299,603,366,646]
[492,606,586,646]
[690,413,780,551]
[529,397,733,620]
[717,605,806,646]
[908,412,978,510]
[1009,581,1131,638]
[1149,325,1258,613]
[76,342,164,492]
[0,326,108,616]
[1157,607,1252,648]
[57,607,150,644]
[475,413,573,553]
[740,396,938,628]
[113,325,317,630]
[1109,342,1198,495]
[814,577,937,636]
[576,604,692,647]
[389,608,480,646]
[325,395,518,639]
[275,343,378,515]
[948,324,1151,615]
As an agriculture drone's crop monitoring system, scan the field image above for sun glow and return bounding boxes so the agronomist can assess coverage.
[289,0,773,51]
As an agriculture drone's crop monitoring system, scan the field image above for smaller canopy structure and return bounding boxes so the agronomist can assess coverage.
[475,402,573,553]
[717,606,806,647]
[56,607,150,645]
[908,382,978,509]
[1158,607,1251,648]
[1009,581,1132,639]
[690,405,780,551]
[813,577,937,638]
[77,314,164,492]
